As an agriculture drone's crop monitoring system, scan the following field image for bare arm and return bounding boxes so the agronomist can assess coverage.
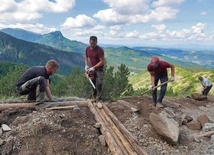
[45,79,52,100]
[85,55,89,66]
[149,72,155,86]
[92,57,104,69]
[170,64,175,77]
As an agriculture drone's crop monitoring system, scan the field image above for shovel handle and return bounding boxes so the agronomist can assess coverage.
[141,80,171,95]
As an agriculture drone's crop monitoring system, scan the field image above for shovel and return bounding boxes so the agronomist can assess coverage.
[141,80,171,95]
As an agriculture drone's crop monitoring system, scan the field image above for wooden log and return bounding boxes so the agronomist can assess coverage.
[102,103,148,155]
[96,106,129,155]
[46,105,76,110]
[0,103,36,111]
[88,100,124,155]
[197,130,214,138]
[42,101,88,108]
[99,106,137,155]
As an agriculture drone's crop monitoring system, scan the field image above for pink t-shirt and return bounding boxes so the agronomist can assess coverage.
[147,61,171,76]
[85,45,104,70]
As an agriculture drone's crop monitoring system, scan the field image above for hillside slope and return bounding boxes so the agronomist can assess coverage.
[129,66,214,96]
[0,32,84,75]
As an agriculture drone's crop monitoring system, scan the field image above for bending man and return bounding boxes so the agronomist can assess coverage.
[16,60,59,104]
[147,57,175,107]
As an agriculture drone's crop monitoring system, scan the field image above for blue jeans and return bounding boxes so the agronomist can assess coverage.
[152,76,168,104]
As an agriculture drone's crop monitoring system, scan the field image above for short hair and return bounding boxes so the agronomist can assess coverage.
[46,60,59,69]
[198,76,203,81]
[90,36,97,42]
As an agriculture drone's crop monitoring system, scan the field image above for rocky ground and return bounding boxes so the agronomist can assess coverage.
[0,95,213,155]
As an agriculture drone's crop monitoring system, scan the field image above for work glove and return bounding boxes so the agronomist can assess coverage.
[88,67,95,72]
[149,85,155,91]
[85,65,89,72]
[170,76,175,82]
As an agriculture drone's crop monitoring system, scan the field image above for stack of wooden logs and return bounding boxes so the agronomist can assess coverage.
[88,100,148,155]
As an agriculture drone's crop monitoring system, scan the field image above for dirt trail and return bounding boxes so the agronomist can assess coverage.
[0,96,213,155]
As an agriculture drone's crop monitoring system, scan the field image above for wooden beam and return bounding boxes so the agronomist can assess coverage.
[102,103,148,155]
[88,100,124,155]
[0,103,36,111]
[46,105,76,110]
[99,106,137,155]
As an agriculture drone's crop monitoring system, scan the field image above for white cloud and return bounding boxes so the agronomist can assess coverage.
[201,11,207,16]
[94,0,182,24]
[125,30,140,38]
[152,0,184,7]
[0,0,75,22]
[0,23,56,34]
[61,14,96,29]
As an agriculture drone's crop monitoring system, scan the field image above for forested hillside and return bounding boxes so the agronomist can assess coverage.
[0,31,84,75]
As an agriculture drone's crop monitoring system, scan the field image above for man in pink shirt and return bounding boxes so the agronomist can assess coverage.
[147,56,175,107]
[85,36,104,102]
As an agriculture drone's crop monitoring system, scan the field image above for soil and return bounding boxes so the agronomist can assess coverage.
[0,95,214,155]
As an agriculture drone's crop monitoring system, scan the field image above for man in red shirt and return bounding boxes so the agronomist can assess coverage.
[147,57,175,107]
[85,36,104,102]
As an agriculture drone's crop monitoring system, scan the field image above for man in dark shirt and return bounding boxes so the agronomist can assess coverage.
[85,36,104,102]
[147,57,175,107]
[16,60,59,104]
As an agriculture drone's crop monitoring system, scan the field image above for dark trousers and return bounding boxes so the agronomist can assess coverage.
[202,85,212,96]
[92,70,104,100]
[152,76,168,103]
[17,76,46,100]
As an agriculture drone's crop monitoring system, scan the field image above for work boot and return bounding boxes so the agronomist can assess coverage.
[156,102,164,109]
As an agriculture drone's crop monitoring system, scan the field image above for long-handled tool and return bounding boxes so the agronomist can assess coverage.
[88,78,96,89]
[141,80,171,95]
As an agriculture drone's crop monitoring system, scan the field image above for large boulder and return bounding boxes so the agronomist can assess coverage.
[149,112,179,145]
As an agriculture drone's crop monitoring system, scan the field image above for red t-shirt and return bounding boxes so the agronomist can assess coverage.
[85,45,104,70]
[147,61,171,76]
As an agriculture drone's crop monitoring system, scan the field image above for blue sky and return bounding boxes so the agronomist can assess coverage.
[0,0,214,48]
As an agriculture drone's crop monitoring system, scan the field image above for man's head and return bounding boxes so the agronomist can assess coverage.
[198,76,203,81]
[151,56,159,68]
[45,60,59,75]
[89,36,97,49]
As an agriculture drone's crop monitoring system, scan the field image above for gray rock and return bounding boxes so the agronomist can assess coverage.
[0,138,4,146]
[98,135,106,146]
[202,123,214,132]
[2,124,11,132]
[149,112,179,145]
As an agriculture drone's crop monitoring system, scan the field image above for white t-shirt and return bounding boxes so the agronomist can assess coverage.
[201,78,212,87]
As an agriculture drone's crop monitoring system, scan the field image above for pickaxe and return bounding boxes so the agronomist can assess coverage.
[141,80,171,95]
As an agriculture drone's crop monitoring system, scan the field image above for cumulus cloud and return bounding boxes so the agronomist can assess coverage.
[61,14,96,29]
[0,23,56,34]
[94,0,183,24]
[0,0,75,22]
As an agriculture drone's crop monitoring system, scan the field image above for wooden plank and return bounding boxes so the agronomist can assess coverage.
[46,105,76,110]
[102,103,148,155]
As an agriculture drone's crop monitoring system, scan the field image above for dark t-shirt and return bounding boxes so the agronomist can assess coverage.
[85,45,104,70]
[147,61,171,76]
[17,66,49,87]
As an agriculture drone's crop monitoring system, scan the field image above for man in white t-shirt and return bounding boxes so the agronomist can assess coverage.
[198,76,212,96]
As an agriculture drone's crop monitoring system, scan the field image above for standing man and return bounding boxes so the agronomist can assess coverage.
[16,60,59,105]
[198,76,212,96]
[85,36,104,102]
[147,57,175,107]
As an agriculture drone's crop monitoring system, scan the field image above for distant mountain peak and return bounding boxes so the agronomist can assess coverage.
[48,31,63,37]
